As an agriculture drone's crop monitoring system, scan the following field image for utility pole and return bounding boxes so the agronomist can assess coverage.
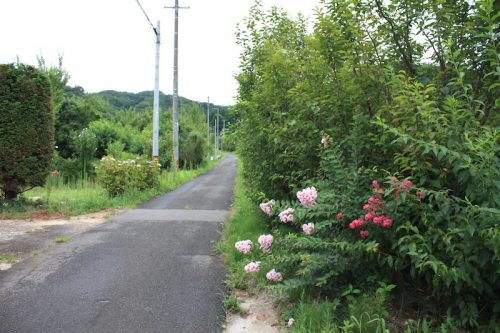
[134,0,161,161]
[152,21,160,160]
[207,96,210,148]
[216,108,220,152]
[214,118,217,155]
[166,0,189,169]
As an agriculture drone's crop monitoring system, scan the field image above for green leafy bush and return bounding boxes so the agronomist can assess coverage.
[234,0,499,329]
[95,157,160,197]
[0,63,54,199]
[180,131,206,168]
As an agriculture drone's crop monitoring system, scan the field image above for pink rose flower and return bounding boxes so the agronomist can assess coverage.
[235,240,253,254]
[244,261,261,273]
[258,234,273,253]
[279,208,295,223]
[297,186,318,208]
[266,269,283,282]
[302,223,315,235]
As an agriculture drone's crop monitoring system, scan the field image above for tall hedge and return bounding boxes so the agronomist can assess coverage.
[0,63,54,199]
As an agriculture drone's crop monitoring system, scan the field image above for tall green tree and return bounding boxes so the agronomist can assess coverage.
[0,64,54,199]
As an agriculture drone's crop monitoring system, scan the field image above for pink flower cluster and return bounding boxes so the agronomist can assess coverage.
[297,187,318,208]
[266,269,283,282]
[244,261,261,273]
[302,223,315,235]
[279,208,295,223]
[349,218,366,229]
[348,180,397,238]
[258,234,273,253]
[235,240,253,254]
[389,177,414,198]
[259,199,275,216]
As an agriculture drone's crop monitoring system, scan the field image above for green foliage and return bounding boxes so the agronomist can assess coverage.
[73,128,97,179]
[0,63,54,199]
[218,158,268,290]
[234,0,499,330]
[180,131,206,168]
[95,157,160,197]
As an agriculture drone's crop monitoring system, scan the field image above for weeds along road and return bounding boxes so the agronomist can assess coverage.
[0,154,236,333]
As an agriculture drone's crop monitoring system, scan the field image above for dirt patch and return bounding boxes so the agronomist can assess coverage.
[223,291,286,333]
[0,209,121,270]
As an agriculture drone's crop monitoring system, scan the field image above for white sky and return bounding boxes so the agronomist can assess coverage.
[0,0,322,106]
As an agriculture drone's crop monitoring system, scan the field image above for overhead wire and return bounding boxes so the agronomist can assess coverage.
[134,0,158,35]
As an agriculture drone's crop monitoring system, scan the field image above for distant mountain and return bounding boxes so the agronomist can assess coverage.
[94,90,228,113]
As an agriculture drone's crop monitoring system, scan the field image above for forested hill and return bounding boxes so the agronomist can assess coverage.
[94,90,229,113]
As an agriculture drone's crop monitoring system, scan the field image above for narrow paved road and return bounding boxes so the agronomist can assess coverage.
[0,155,236,333]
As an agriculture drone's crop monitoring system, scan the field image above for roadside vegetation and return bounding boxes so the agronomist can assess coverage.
[1,57,228,218]
[0,160,219,219]
[225,0,499,332]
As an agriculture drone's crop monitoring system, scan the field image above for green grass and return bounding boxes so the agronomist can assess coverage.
[0,159,220,218]
[54,236,69,244]
[0,253,18,263]
[218,158,268,291]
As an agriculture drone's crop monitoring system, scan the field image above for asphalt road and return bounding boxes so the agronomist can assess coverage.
[0,154,237,333]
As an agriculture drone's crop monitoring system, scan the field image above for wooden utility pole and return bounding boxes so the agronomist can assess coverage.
[152,21,160,160]
[166,0,189,169]
[207,96,210,148]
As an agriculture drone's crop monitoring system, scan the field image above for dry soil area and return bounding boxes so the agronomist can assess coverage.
[223,291,286,333]
[0,210,115,271]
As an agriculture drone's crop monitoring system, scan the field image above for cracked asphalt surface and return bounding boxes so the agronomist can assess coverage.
[0,154,236,333]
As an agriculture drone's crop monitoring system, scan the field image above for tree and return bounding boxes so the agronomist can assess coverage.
[0,63,54,199]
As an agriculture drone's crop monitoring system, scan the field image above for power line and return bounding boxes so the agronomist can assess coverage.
[134,0,158,35]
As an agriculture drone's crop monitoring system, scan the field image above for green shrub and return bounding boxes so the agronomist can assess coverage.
[0,63,54,199]
[180,131,206,168]
[95,156,160,197]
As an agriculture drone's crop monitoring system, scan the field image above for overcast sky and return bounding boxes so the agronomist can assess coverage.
[0,0,322,106]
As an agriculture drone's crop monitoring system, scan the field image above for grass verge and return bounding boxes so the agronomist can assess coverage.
[0,159,220,219]
[218,158,268,291]
[0,253,18,263]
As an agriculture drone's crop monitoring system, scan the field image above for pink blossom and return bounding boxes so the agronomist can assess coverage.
[259,200,275,216]
[258,234,274,253]
[279,208,295,223]
[349,218,365,229]
[417,191,424,201]
[259,203,271,216]
[363,204,372,211]
[390,177,399,183]
[373,216,383,226]
[401,179,413,189]
[365,212,375,221]
[302,223,315,235]
[372,180,380,189]
[235,240,253,254]
[382,217,392,228]
[360,230,369,238]
[244,261,261,273]
[297,187,318,208]
[337,212,343,220]
[266,269,283,282]
[287,318,295,327]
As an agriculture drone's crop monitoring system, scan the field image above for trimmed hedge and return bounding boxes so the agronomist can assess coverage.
[0,63,54,199]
